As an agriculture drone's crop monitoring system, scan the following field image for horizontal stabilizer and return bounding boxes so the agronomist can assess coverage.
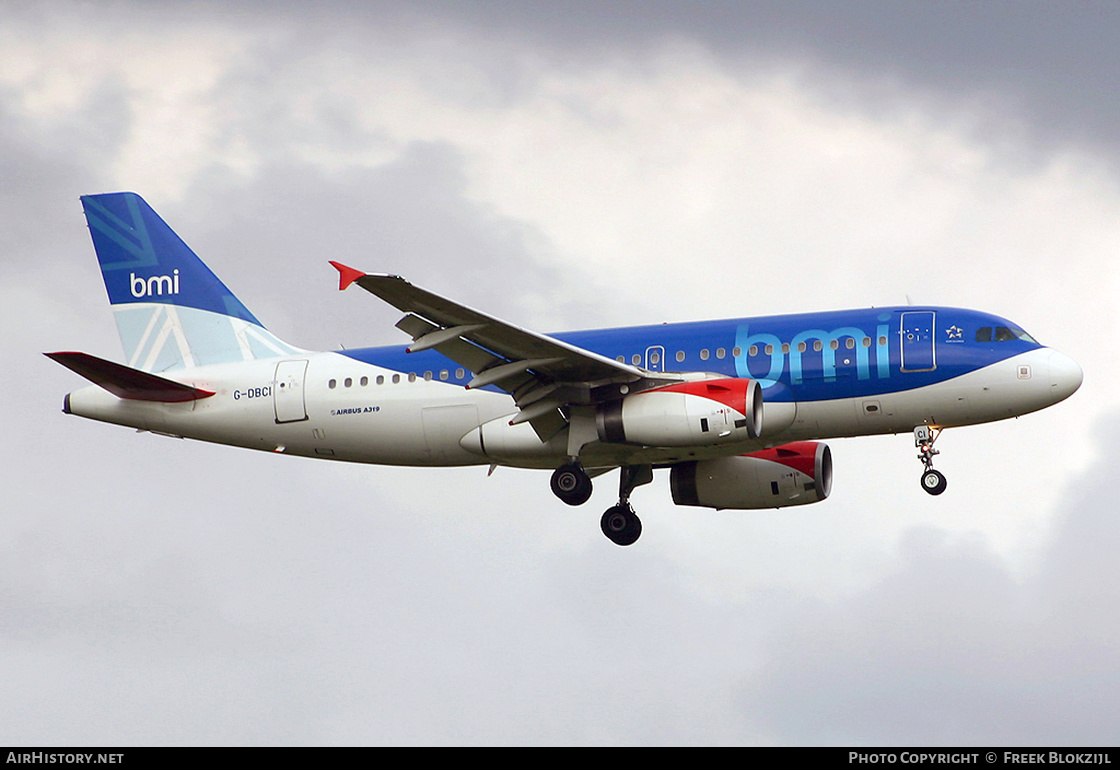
[45,351,215,402]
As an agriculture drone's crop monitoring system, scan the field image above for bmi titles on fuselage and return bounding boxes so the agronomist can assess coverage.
[734,317,894,385]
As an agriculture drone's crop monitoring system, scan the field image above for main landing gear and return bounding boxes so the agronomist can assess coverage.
[550,463,592,506]
[549,462,652,546]
[600,465,652,547]
[914,425,947,495]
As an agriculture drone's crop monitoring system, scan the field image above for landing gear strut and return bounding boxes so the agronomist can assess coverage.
[600,465,652,546]
[914,425,947,495]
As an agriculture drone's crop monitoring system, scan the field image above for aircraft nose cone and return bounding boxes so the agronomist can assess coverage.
[1048,349,1083,403]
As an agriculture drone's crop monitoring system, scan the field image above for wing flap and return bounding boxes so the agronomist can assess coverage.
[407,323,488,353]
[46,351,215,402]
[466,357,563,390]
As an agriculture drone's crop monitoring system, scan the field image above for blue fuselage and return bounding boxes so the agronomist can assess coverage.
[340,305,1041,405]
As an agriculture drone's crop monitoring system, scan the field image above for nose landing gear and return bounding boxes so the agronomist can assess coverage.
[915,425,947,495]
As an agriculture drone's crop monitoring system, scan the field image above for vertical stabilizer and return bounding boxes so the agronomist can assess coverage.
[81,192,299,370]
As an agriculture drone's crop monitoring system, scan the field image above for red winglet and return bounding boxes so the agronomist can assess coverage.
[329,261,366,291]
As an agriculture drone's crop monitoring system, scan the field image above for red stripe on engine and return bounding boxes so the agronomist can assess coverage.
[745,442,819,478]
[652,378,750,415]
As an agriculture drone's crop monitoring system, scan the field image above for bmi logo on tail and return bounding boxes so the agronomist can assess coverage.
[130,270,180,298]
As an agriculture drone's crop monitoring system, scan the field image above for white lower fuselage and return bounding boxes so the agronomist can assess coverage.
[64,345,1077,470]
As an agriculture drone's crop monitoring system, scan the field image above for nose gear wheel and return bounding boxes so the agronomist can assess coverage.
[914,425,947,496]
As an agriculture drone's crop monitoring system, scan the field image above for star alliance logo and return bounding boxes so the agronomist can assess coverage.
[944,325,964,342]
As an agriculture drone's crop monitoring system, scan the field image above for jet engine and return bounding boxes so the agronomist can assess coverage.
[670,441,832,509]
[597,378,763,447]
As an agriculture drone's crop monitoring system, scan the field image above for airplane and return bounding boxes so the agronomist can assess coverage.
[48,192,1083,545]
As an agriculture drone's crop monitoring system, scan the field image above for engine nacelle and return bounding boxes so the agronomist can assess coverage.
[670,441,832,509]
[597,378,762,447]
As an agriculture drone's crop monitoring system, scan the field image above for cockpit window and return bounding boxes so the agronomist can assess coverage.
[979,325,1037,344]
[995,326,1037,343]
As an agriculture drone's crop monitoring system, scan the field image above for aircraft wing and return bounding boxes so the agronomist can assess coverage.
[330,262,661,437]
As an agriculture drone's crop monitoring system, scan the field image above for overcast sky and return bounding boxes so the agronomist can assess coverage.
[3,1,1118,746]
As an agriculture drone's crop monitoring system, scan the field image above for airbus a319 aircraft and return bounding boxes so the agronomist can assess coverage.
[49,192,1083,545]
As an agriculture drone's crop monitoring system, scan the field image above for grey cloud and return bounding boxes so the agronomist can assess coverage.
[740,419,1120,745]
[255,1,1120,164]
[35,1,1120,162]
[163,141,630,353]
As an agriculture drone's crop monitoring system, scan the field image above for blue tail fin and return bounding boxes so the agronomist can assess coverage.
[81,192,299,370]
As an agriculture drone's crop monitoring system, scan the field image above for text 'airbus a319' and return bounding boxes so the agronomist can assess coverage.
[49,193,1083,545]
